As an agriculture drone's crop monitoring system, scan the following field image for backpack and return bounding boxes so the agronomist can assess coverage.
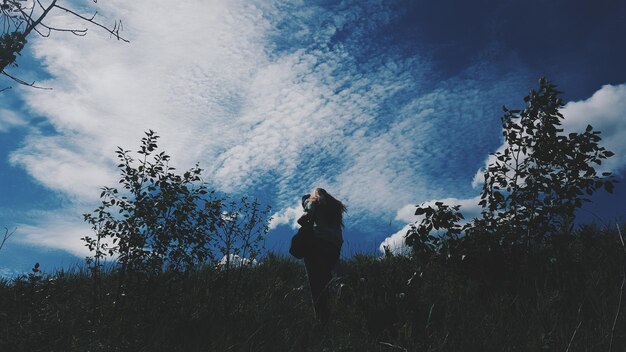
[289,226,314,259]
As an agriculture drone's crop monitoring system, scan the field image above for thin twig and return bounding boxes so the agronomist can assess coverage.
[54,4,129,42]
[0,227,17,252]
[426,303,435,328]
[609,223,626,352]
[379,341,408,352]
[19,0,57,39]
[616,224,625,255]
[1,70,51,89]
[565,320,582,352]
[38,20,88,36]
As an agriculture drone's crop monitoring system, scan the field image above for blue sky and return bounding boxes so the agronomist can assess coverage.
[1,0,626,275]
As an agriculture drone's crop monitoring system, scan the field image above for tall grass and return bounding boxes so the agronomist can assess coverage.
[1,225,625,351]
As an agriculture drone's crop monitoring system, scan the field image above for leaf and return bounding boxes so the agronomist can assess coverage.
[414,208,426,216]
[605,181,614,193]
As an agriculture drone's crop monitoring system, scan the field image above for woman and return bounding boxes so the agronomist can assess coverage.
[297,188,346,323]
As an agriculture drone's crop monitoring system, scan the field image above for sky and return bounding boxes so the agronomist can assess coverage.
[1,0,626,276]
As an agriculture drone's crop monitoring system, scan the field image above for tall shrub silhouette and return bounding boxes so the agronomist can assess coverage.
[406,78,616,254]
[82,130,270,273]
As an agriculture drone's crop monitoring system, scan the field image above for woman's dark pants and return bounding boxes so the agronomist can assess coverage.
[304,239,340,323]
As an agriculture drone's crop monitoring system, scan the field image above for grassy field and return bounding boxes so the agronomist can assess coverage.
[1,225,626,351]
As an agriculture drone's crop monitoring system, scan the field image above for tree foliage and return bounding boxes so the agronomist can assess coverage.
[406,202,464,261]
[406,78,616,255]
[82,130,271,273]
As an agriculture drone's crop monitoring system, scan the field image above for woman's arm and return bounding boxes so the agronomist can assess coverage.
[297,211,313,226]
[297,200,316,226]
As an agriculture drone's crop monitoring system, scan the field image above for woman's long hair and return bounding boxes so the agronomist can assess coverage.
[309,188,347,228]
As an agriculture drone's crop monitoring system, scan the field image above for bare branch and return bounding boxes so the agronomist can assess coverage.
[32,22,50,37]
[53,4,129,42]
[20,0,57,39]
[2,70,51,89]
[35,0,47,12]
[0,227,17,253]
[38,20,88,36]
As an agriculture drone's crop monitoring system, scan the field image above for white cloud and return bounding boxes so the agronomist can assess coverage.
[561,83,626,174]
[0,109,27,132]
[15,209,92,257]
[471,143,507,189]
[379,223,412,257]
[269,203,304,230]
[9,133,118,202]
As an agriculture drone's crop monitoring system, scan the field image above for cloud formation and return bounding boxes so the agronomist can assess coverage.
[268,204,304,231]
[0,109,27,133]
[13,0,619,258]
[14,209,92,257]
[561,84,626,174]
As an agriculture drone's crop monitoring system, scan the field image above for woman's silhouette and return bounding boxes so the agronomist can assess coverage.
[297,188,346,323]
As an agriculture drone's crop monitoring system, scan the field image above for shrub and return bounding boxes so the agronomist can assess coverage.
[406,78,616,255]
[82,130,270,274]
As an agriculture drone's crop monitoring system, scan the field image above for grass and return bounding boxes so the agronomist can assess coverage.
[1,224,626,351]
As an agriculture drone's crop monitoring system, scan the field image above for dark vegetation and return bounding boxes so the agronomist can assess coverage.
[1,78,625,351]
[1,229,626,351]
